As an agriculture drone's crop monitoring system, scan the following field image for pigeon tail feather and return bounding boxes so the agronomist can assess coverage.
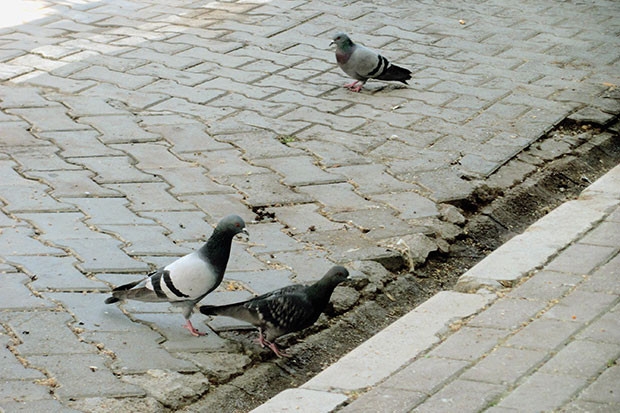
[375,63,411,84]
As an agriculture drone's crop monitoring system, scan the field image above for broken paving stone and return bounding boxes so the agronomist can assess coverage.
[180,352,253,383]
[122,370,209,410]
[330,286,361,313]
[381,233,438,271]
[439,203,466,225]
[68,396,164,413]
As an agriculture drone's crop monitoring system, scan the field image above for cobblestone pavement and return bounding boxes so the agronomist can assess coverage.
[0,0,619,411]
[254,164,620,413]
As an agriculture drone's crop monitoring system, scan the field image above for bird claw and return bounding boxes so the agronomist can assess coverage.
[344,81,363,92]
[183,320,206,336]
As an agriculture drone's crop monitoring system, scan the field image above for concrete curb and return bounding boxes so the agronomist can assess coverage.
[251,163,620,413]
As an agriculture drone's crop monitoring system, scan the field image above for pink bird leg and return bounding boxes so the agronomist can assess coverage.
[183,319,206,336]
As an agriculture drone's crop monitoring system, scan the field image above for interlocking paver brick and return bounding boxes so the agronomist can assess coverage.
[339,387,426,413]
[461,346,547,385]
[506,318,581,351]
[542,289,617,323]
[468,298,547,330]
[539,339,620,378]
[496,372,588,413]
[79,115,160,144]
[381,357,470,394]
[25,170,120,198]
[9,255,103,291]
[27,353,145,400]
[4,311,94,356]
[104,182,195,211]
[429,326,508,362]
[412,379,505,413]
[254,156,346,187]
[545,242,617,274]
[507,270,583,301]
[12,70,96,93]
[581,253,620,295]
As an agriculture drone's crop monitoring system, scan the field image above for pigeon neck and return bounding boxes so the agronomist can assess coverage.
[199,228,233,277]
[306,276,341,307]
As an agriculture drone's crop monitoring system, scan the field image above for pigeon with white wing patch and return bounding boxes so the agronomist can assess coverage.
[105,215,248,336]
[331,32,411,92]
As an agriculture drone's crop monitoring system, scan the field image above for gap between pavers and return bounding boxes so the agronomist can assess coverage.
[251,164,620,413]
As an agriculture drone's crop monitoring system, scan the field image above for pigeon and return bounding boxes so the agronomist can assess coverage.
[199,266,349,357]
[105,214,248,336]
[330,32,411,92]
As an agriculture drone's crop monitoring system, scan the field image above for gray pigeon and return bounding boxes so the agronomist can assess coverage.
[105,215,248,336]
[331,32,411,92]
[199,266,349,357]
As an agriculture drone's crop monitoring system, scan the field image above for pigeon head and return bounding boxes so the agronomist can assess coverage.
[330,32,354,50]
[323,265,349,286]
[215,214,248,238]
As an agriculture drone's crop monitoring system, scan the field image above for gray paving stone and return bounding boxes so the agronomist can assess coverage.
[336,164,419,195]
[73,156,159,184]
[82,330,198,374]
[468,298,547,330]
[561,400,620,413]
[0,333,45,380]
[247,222,304,254]
[225,173,314,207]
[371,191,439,220]
[576,303,620,344]
[144,122,231,153]
[301,183,381,214]
[412,379,505,413]
[66,197,154,226]
[57,237,150,273]
[0,225,64,256]
[180,193,250,223]
[542,289,617,324]
[260,250,336,284]
[460,346,547,385]
[99,224,190,256]
[381,356,470,393]
[131,312,230,352]
[581,253,620,294]
[506,318,581,351]
[186,148,269,178]
[104,182,195,212]
[580,221,620,248]
[507,270,583,302]
[545,243,618,274]
[44,290,147,332]
[6,106,90,132]
[253,156,346,187]
[27,353,145,400]
[429,326,508,362]
[10,146,81,171]
[251,388,347,413]
[332,206,429,241]
[496,372,588,413]
[26,170,120,198]
[68,396,164,413]
[4,311,94,356]
[267,204,344,235]
[8,255,103,291]
[0,380,58,403]
[78,115,160,144]
[340,387,426,413]
[36,130,120,157]
[539,339,620,378]
[0,398,81,413]
[577,365,620,404]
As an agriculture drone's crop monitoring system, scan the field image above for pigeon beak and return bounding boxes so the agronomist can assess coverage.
[329,40,335,47]
[237,227,250,241]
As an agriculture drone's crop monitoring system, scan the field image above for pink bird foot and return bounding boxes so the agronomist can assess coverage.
[183,320,206,336]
